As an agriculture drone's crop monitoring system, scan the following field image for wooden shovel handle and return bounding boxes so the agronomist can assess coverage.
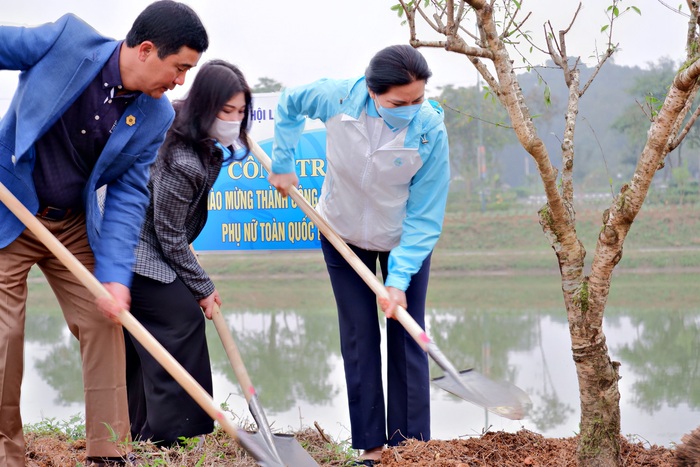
[211,307,256,398]
[188,245,257,401]
[247,138,430,350]
[0,182,243,442]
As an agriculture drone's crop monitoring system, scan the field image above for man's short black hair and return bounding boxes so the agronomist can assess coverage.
[125,0,208,58]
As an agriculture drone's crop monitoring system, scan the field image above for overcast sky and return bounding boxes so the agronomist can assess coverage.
[0,0,692,110]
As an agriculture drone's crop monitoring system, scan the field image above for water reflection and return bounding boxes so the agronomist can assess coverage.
[519,316,575,432]
[615,311,700,412]
[21,273,700,447]
[207,311,342,412]
[33,337,83,405]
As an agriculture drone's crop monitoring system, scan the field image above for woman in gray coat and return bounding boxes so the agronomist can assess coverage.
[124,59,251,446]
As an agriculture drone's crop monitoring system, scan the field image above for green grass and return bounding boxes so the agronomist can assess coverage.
[440,203,700,250]
[193,203,700,278]
[24,408,355,467]
[27,204,700,317]
[24,413,86,440]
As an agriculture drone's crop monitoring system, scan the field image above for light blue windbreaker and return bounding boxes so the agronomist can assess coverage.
[272,76,450,291]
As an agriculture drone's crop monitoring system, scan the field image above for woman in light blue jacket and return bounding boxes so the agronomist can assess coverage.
[269,44,450,465]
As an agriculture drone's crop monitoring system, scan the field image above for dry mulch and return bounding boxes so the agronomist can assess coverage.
[24,426,700,467]
[378,430,677,466]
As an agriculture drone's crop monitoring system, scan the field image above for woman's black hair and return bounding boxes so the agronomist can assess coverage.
[161,59,252,166]
[365,44,432,95]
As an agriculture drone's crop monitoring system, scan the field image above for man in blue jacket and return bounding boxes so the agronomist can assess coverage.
[0,2,208,465]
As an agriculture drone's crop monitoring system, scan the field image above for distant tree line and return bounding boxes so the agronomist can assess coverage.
[434,58,700,208]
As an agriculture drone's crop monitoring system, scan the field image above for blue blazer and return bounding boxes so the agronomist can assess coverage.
[0,14,175,286]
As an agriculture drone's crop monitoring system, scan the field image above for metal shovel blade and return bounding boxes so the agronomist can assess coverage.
[235,429,286,467]
[431,368,532,420]
[247,388,319,466]
[243,430,317,467]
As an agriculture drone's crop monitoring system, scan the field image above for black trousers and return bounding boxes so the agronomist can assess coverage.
[321,235,431,449]
[124,274,214,445]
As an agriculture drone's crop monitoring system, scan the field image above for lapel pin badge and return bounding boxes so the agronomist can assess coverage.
[126,115,136,126]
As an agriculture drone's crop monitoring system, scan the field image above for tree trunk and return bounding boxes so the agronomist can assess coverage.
[468,2,624,464]
[399,1,700,465]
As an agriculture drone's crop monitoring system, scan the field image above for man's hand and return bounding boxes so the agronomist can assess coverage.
[96,282,131,324]
[268,172,299,198]
[378,286,407,320]
[198,289,222,320]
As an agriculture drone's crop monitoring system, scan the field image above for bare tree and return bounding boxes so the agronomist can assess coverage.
[394,0,700,465]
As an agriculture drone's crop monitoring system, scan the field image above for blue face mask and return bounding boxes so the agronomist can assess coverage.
[374,99,422,132]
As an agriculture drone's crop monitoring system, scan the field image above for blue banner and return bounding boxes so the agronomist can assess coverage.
[192,129,326,251]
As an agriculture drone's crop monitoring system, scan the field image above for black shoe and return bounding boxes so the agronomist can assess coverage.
[346,460,376,466]
[86,453,139,466]
[86,458,124,466]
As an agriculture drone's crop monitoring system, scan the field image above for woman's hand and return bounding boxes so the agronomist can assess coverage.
[378,286,407,320]
[268,172,299,198]
[198,289,222,320]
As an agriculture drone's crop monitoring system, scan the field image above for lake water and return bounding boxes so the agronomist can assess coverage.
[20,271,700,448]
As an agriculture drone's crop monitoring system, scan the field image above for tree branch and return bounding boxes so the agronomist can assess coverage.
[549,4,582,89]
[499,1,530,41]
[471,57,500,92]
[664,79,700,154]
[400,0,495,59]
[561,69,580,204]
[446,0,456,38]
[441,100,514,128]
[502,8,548,54]
[673,58,700,91]
[634,98,653,122]
[415,1,442,33]
[397,0,419,43]
[452,0,468,32]
[580,45,616,97]
[468,0,568,230]
[465,0,488,8]
[545,22,564,69]
[562,2,582,34]
[670,102,700,151]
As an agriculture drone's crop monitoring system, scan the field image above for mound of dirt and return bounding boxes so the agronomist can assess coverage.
[378,430,676,466]
[25,428,683,466]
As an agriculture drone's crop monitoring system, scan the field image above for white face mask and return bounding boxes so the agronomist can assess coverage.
[209,118,241,147]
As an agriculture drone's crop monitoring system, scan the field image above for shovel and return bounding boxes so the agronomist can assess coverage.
[0,182,286,467]
[190,246,319,467]
[247,137,532,420]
